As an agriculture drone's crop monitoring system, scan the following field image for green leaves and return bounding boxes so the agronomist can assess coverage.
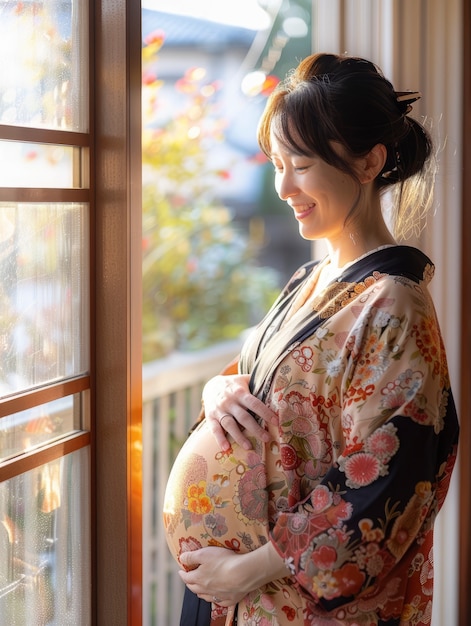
[142,40,279,360]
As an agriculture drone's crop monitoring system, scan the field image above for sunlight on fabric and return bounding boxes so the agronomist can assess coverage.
[141,0,274,30]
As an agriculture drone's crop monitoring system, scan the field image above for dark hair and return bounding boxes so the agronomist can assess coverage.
[257,53,435,238]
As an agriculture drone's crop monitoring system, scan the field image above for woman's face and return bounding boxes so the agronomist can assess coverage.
[270,131,360,243]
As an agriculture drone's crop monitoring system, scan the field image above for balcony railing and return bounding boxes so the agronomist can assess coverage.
[142,338,243,626]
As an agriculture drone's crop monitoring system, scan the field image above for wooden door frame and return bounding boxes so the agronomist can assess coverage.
[93,1,143,624]
[460,0,471,623]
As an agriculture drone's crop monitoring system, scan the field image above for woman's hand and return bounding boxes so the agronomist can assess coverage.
[178,543,291,607]
[178,547,251,607]
[202,374,278,451]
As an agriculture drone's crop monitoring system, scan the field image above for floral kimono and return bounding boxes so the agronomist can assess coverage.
[163,245,459,626]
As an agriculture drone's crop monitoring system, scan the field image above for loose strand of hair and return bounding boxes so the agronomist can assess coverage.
[388,151,437,241]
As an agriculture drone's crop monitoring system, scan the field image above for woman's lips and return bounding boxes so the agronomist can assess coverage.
[293,204,315,220]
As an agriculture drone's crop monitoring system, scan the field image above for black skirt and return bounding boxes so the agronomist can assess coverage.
[179,587,211,626]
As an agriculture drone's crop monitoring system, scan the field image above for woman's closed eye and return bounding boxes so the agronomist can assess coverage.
[271,160,311,174]
[271,157,284,173]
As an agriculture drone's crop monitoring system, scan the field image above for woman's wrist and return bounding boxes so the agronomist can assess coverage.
[233,541,291,593]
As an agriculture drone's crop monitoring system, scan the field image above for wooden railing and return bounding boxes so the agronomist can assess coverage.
[142,338,242,626]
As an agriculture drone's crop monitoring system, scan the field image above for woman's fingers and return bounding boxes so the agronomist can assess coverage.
[203,374,279,450]
[243,393,279,427]
[178,549,247,607]
[208,416,236,451]
[222,410,271,449]
[208,404,274,450]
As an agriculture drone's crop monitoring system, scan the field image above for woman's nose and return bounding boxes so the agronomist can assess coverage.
[276,173,299,201]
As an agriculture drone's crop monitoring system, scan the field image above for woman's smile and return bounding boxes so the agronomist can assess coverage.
[291,203,315,220]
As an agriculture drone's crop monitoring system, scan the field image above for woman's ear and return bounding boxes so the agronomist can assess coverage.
[357,143,387,184]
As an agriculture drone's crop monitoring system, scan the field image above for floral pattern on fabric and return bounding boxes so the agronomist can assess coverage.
[163,424,271,559]
[163,246,459,625]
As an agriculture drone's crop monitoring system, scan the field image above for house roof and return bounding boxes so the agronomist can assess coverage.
[142,9,256,48]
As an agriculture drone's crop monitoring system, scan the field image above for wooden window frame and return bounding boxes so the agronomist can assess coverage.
[0,44,93,438]
[0,2,144,624]
[0,0,95,622]
[0,376,91,481]
[459,1,471,623]
[93,2,142,624]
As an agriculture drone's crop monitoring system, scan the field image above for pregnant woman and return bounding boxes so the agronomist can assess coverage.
[163,53,459,626]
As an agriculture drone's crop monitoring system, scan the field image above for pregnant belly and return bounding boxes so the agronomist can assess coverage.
[163,419,269,565]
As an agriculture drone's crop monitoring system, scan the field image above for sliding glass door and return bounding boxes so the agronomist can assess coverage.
[0,2,92,623]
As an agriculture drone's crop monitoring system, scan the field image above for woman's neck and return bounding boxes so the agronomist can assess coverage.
[324,204,397,270]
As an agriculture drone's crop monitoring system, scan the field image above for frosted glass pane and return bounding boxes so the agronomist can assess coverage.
[0,0,89,132]
[0,203,89,397]
[0,142,78,189]
[0,448,91,624]
[0,394,83,462]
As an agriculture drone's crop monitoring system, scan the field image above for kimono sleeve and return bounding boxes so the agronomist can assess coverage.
[269,277,459,611]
